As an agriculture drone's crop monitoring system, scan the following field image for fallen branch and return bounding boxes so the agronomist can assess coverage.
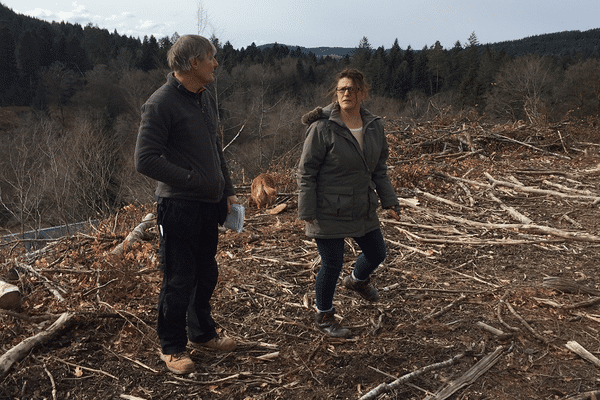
[488,193,533,224]
[397,198,600,243]
[457,181,476,207]
[0,312,75,380]
[476,321,506,337]
[400,294,468,330]
[54,356,119,380]
[562,390,600,400]
[414,188,472,210]
[565,340,600,368]
[0,309,61,323]
[423,345,506,400]
[489,132,570,159]
[43,363,57,400]
[542,179,597,197]
[12,261,66,302]
[120,395,147,400]
[393,225,546,246]
[497,300,520,332]
[420,294,468,322]
[111,213,155,255]
[504,301,558,349]
[534,296,600,310]
[385,237,437,257]
[484,172,600,203]
[359,350,468,400]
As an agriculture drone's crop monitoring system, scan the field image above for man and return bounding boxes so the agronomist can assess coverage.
[135,35,239,375]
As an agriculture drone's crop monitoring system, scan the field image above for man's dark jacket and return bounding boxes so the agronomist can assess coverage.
[135,72,235,205]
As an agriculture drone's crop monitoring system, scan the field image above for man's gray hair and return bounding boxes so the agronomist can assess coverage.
[167,35,217,72]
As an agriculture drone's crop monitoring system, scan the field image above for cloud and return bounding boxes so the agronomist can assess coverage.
[106,12,135,22]
[26,8,56,18]
[23,1,90,24]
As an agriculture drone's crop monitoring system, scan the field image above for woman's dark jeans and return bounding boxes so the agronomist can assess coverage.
[315,228,386,312]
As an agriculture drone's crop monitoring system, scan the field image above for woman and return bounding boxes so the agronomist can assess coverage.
[297,69,400,338]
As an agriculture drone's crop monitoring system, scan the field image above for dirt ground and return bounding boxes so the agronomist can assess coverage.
[2,115,600,400]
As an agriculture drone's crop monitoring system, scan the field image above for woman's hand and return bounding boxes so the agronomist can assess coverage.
[387,205,401,220]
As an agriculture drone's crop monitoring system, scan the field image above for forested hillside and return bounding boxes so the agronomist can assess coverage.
[0,2,599,234]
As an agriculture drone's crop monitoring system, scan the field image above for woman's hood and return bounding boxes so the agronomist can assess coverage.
[300,103,336,126]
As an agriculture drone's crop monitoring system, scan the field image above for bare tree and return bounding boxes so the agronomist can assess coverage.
[485,54,556,122]
[40,62,77,124]
[0,120,54,232]
[196,1,211,35]
[562,58,600,117]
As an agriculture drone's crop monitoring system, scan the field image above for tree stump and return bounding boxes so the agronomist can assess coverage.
[0,280,21,311]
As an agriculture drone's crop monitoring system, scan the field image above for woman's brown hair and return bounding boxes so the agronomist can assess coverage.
[327,68,371,100]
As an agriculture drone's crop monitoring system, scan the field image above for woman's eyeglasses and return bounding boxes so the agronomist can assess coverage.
[336,86,358,94]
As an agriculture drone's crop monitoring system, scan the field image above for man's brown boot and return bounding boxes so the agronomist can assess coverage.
[160,352,194,374]
[190,335,236,352]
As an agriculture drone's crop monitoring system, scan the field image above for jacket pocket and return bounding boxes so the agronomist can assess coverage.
[317,186,354,220]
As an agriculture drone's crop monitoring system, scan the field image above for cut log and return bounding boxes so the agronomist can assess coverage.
[542,277,600,296]
[111,213,155,255]
[0,280,21,311]
[267,203,287,215]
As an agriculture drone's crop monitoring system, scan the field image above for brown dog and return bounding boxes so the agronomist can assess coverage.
[250,173,278,209]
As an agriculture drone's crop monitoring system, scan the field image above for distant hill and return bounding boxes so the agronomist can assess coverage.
[258,44,354,58]
[485,28,600,56]
[259,27,600,57]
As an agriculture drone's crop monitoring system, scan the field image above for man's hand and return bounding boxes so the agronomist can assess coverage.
[227,195,240,213]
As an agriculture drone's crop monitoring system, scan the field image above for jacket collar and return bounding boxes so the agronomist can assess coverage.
[301,102,379,128]
[167,72,207,98]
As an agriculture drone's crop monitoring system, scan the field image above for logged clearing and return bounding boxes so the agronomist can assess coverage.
[2,115,600,400]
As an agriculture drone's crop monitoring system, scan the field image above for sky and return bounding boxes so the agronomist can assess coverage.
[5,0,600,50]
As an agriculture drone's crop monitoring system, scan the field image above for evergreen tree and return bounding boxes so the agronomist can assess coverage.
[244,42,261,63]
[367,46,387,96]
[37,25,56,68]
[445,41,464,91]
[64,34,90,74]
[83,23,112,65]
[218,41,237,73]
[427,41,446,94]
[353,36,372,71]
[474,45,502,109]
[413,46,430,95]
[467,31,480,47]
[0,27,18,104]
[396,45,415,99]
[157,36,172,69]
[385,39,404,98]
[16,30,41,79]
[137,35,160,71]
